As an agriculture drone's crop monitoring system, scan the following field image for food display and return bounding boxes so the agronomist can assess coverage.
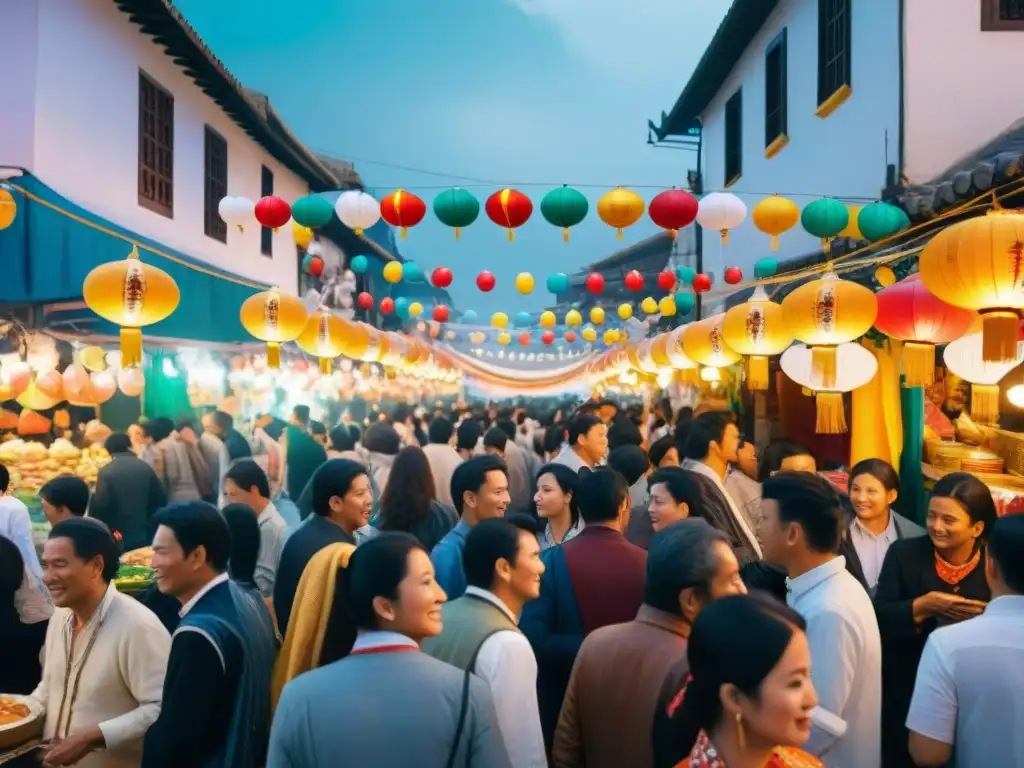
[115,547,155,594]
[0,695,43,750]
[0,438,111,493]
[0,698,29,727]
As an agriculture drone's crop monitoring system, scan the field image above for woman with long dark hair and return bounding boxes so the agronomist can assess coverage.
[373,445,457,551]
[533,462,583,549]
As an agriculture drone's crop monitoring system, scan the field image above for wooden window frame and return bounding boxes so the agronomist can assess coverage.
[260,165,273,257]
[981,0,1024,29]
[138,71,174,218]
[724,89,743,187]
[816,0,852,115]
[203,126,228,243]
[764,28,788,157]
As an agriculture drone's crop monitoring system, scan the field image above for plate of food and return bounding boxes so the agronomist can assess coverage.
[114,563,154,594]
[0,695,43,750]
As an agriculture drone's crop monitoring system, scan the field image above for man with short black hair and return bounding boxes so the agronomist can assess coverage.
[483,427,509,457]
[422,416,462,508]
[552,414,608,473]
[91,432,167,551]
[223,459,287,598]
[39,474,90,527]
[456,418,483,460]
[423,515,546,766]
[496,418,534,510]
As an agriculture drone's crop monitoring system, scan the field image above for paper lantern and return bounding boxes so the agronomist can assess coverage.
[379,297,395,315]
[88,371,117,404]
[118,367,145,397]
[335,190,381,236]
[492,312,509,330]
[255,196,291,231]
[674,293,695,316]
[724,267,743,285]
[292,221,314,250]
[752,194,800,251]
[408,302,424,318]
[515,311,532,328]
[302,254,324,276]
[581,326,598,343]
[565,331,578,343]
[462,310,479,324]
[540,311,556,328]
[383,262,404,284]
[648,188,698,238]
[218,196,254,232]
[0,362,30,401]
[515,273,535,294]
[781,272,877,389]
[542,330,556,345]
[547,273,570,294]
[693,274,713,293]
[339,319,375,361]
[801,198,849,253]
[356,292,375,310]
[291,195,335,229]
[433,188,480,240]
[239,288,309,368]
[858,202,909,243]
[839,205,863,240]
[722,286,794,390]
[590,307,605,325]
[518,332,532,347]
[597,187,645,240]
[403,263,424,283]
[433,305,450,323]
[394,298,411,319]
[617,304,633,321]
[380,189,427,238]
[641,297,659,315]
[682,314,742,369]
[586,273,605,295]
[82,246,180,367]
[874,274,979,387]
[659,296,677,317]
[918,209,1024,363]
[470,331,486,345]
[62,363,90,401]
[431,267,453,289]
[34,370,63,401]
[649,334,673,368]
[666,326,699,374]
[657,271,676,291]
[350,255,369,275]
[476,271,496,292]
[943,332,1024,424]
[623,270,644,292]
[696,192,747,244]
[540,185,589,242]
[754,258,778,279]
[565,309,582,327]
[497,332,512,347]
[485,188,533,242]
[602,329,619,346]
[874,266,897,288]
[781,343,879,433]
[0,187,17,230]
[676,266,697,285]
[296,310,349,374]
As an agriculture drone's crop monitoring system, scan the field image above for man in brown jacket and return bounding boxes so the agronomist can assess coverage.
[551,519,747,768]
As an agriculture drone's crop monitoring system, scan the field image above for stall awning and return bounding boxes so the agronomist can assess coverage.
[0,172,267,345]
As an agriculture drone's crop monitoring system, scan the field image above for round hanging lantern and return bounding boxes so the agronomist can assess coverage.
[666,326,699,375]
[724,267,743,285]
[394,298,411,319]
[565,309,582,327]
[380,189,427,238]
[658,296,677,317]
[292,222,314,250]
[565,330,578,343]
[515,311,532,328]
[492,312,509,330]
[624,270,644,292]
[485,188,533,242]
[118,367,145,397]
[752,194,800,252]
[839,205,863,240]
[335,190,381,236]
[547,273,570,294]
[696,192,747,244]
[597,187,645,240]
[943,332,1024,425]
[515,272,535,295]
[648,188,698,238]
[722,286,794,390]
[682,314,742,369]
[540,311,556,328]
[676,266,697,285]
[403,263,424,283]
[858,202,909,243]
[602,329,619,346]
[240,288,310,368]
[875,266,897,288]
[432,305,450,323]
[641,297,659,315]
[433,188,480,240]
[918,208,1024,363]
[540,185,589,241]
[0,187,17,231]
[754,258,779,279]
[462,310,479,324]
[581,326,598,343]
[590,307,605,325]
[357,292,375,310]
[338,319,375,361]
[617,304,633,321]
[254,196,291,231]
[781,271,877,390]
[518,332,531,347]
[408,302,424,318]
[693,273,713,293]
[542,330,556,345]
[82,245,180,368]
[657,271,677,291]
[585,273,605,295]
[62,363,90,401]
[379,297,395,315]
[78,346,107,372]
[801,198,850,253]
[291,195,335,229]
[302,254,324,276]
[476,271,496,293]
[497,332,512,347]
[431,267,453,288]
[218,196,255,232]
[350,255,369,275]
[874,274,979,387]
[674,292,696,316]
[781,343,879,434]
[382,262,404,284]
[296,310,349,375]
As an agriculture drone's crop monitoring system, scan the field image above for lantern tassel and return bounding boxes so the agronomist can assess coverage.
[901,342,935,388]
[319,357,332,376]
[816,392,847,434]
[400,226,408,238]
[981,310,1019,363]
[770,234,779,252]
[720,229,729,245]
[236,224,244,234]
[746,355,770,391]
[617,228,624,241]
[355,227,364,237]
[821,237,831,254]
[971,384,1000,425]
[266,342,281,369]
[811,345,838,389]
[454,227,461,241]
[120,327,142,368]
[508,229,515,243]
[563,227,570,243]
[669,229,678,240]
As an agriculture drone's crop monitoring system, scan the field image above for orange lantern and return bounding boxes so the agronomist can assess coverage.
[239,288,310,368]
[597,187,645,240]
[296,309,348,375]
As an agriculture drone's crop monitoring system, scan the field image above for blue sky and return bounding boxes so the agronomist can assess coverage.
[175,0,731,311]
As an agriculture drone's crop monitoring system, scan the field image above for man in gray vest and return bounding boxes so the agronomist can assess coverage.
[422,514,547,767]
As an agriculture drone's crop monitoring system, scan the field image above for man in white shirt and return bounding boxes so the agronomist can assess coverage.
[906,514,1024,768]
[552,414,608,474]
[421,416,463,509]
[760,471,881,768]
[222,459,289,598]
[422,514,547,767]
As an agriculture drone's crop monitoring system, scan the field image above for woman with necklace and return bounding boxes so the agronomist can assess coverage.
[873,472,995,768]
[533,463,583,550]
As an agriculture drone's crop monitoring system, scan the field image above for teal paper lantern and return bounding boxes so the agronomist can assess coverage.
[547,272,570,294]
[754,257,778,279]
[350,255,369,274]
[540,185,589,241]
[291,195,335,228]
[857,202,910,243]
[394,297,411,319]
[801,198,849,252]
[432,188,480,239]
[673,292,695,315]
[675,266,697,285]
[515,311,532,328]
[404,263,424,282]
[462,309,479,324]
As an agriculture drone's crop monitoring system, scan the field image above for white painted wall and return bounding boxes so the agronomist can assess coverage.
[696,0,901,280]
[24,0,308,292]
[904,0,1024,184]
[0,1,40,172]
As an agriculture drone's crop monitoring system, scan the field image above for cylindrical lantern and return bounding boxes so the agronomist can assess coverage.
[540,185,589,241]
[335,190,381,236]
[696,192,747,244]
[781,343,879,433]
[239,288,310,368]
[943,332,1024,424]
[597,187,645,240]
[379,189,427,237]
[296,309,350,375]
[722,286,794,390]
[752,194,800,251]
[485,188,533,242]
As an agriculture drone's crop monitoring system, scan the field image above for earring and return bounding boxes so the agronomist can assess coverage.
[735,712,746,750]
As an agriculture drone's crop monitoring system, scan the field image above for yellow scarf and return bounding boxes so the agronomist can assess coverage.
[271,542,356,712]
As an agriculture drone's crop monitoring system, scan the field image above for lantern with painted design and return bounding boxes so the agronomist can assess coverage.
[296,309,349,374]
[682,314,742,382]
[240,288,309,369]
[722,287,794,390]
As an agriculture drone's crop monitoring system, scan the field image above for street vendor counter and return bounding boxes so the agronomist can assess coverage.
[921,463,1024,516]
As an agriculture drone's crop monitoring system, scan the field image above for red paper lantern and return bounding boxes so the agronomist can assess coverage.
[624,270,644,292]
[485,188,533,242]
[304,255,325,277]
[693,273,713,293]
[379,189,427,238]
[433,305,450,323]
[586,273,605,295]
[874,273,979,387]
[542,330,555,345]
[356,292,374,310]
[565,331,577,343]
[518,332,531,347]
[648,188,699,237]
[254,196,291,230]
[657,271,676,291]
[379,297,395,315]
[724,266,743,285]
[476,271,496,292]
[431,267,453,288]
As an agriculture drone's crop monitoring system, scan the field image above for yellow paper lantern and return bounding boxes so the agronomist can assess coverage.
[659,296,677,317]
[82,245,180,367]
[539,311,556,328]
[239,288,310,368]
[603,329,619,345]
[292,220,314,250]
[722,286,794,390]
[0,188,16,230]
[781,271,878,390]
[641,297,659,315]
[409,301,424,318]
[590,307,605,325]
[918,209,1024,363]
[597,187,645,240]
[296,309,349,374]
[565,309,582,327]
[492,312,509,330]
[839,205,863,239]
[515,272,535,295]
[617,303,633,321]
[497,331,512,347]
[874,266,897,288]
[582,326,598,343]
[650,334,672,368]
[682,314,742,368]
[337,318,373,360]
[382,261,404,284]
[752,194,800,252]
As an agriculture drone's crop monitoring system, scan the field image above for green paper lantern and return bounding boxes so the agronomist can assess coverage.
[674,292,695,315]
[291,195,335,228]
[857,202,910,243]
[676,266,697,285]
[801,197,849,252]
[432,188,480,240]
[540,185,589,242]
[754,257,778,279]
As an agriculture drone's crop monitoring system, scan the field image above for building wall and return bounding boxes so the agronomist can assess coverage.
[697,0,901,279]
[903,0,1024,184]
[27,0,308,292]
[0,1,40,172]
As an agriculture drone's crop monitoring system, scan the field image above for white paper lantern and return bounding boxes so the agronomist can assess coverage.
[780,342,878,434]
[118,367,145,397]
[218,196,254,232]
[943,332,1024,424]
[696,192,747,244]
[335,191,381,236]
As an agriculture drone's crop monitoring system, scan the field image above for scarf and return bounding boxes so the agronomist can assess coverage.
[271,542,355,712]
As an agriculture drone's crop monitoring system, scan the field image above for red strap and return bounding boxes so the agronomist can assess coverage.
[349,644,419,656]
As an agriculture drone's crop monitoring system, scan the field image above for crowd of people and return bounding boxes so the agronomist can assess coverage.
[1,396,1023,767]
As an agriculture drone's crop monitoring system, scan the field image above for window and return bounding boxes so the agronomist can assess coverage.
[724,89,742,186]
[982,0,1024,29]
[203,127,228,242]
[260,166,273,257]
[817,0,851,108]
[138,72,174,217]
[765,29,788,154]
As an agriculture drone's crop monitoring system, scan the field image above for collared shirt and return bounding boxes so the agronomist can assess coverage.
[255,501,288,598]
[907,595,1024,768]
[431,520,472,599]
[464,587,547,767]
[723,469,762,535]
[848,510,898,591]
[552,444,591,474]
[351,630,419,653]
[788,556,882,768]
[540,516,585,551]
[179,572,230,618]
[682,459,762,558]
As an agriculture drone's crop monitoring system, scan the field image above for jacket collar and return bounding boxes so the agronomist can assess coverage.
[635,604,691,638]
